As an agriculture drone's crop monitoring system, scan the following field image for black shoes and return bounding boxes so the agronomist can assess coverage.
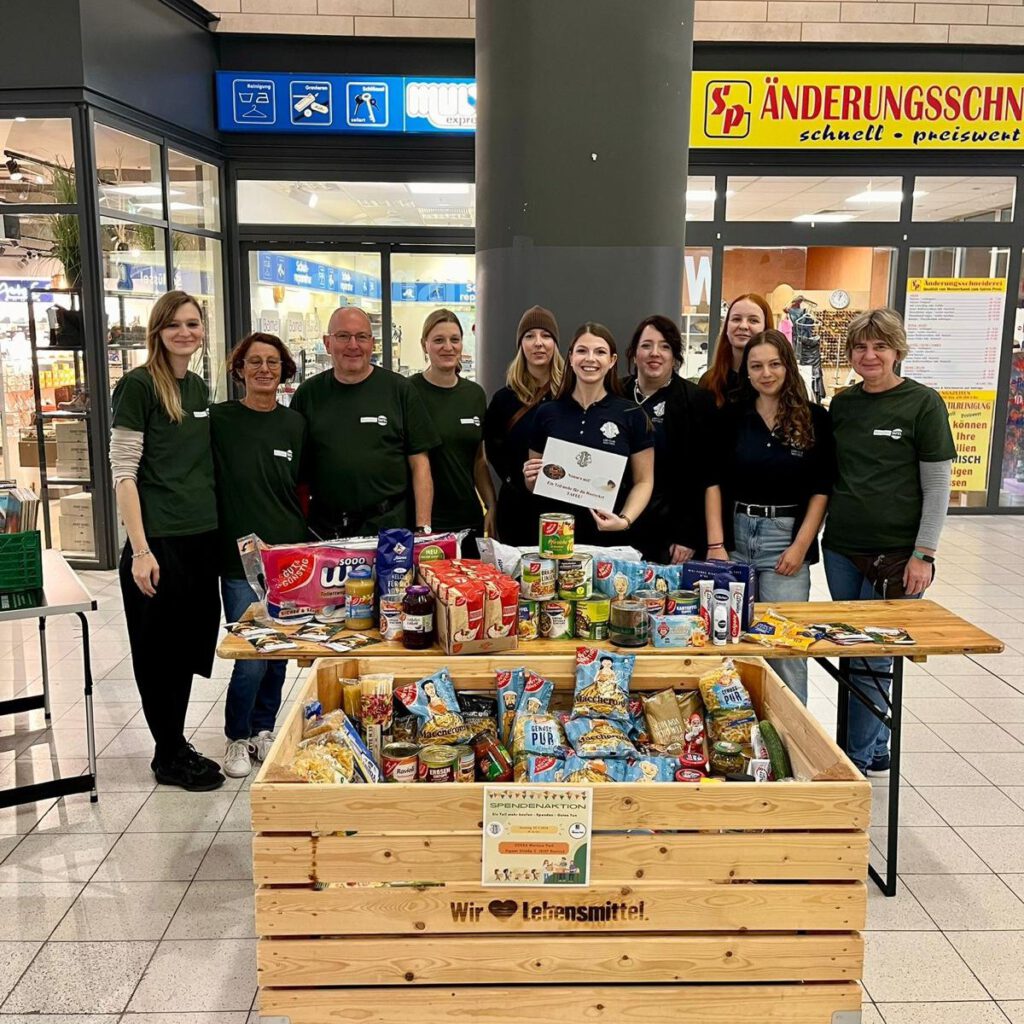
[152,743,225,791]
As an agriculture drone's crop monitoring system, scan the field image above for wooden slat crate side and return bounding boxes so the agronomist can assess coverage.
[255,880,867,936]
[256,932,865,987]
[254,831,870,884]
[250,778,870,833]
[258,981,862,1024]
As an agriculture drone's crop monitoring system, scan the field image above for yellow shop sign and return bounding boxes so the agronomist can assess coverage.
[692,72,1024,149]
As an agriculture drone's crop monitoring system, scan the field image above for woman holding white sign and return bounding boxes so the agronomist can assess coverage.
[523,322,654,545]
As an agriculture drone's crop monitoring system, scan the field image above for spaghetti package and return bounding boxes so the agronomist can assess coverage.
[359,673,394,768]
[496,667,526,744]
[698,659,757,751]
[573,648,634,723]
[564,717,637,759]
[394,668,471,745]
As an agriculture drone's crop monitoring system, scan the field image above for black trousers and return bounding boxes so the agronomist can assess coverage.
[120,532,220,763]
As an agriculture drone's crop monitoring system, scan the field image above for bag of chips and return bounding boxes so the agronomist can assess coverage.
[394,668,471,745]
[496,667,526,744]
[561,755,628,783]
[573,648,634,722]
[743,608,818,651]
[699,660,757,751]
[516,671,555,717]
[564,717,637,759]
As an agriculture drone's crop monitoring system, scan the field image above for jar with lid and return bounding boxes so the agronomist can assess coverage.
[609,597,649,647]
[401,585,436,650]
[345,566,374,629]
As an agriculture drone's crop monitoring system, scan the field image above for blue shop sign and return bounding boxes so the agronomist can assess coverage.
[392,281,476,304]
[255,252,381,299]
[0,279,54,305]
[217,73,475,135]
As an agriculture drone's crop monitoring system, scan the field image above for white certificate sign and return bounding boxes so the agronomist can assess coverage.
[533,438,627,512]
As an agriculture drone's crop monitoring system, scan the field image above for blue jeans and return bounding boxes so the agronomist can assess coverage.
[822,548,919,771]
[221,578,286,742]
[731,513,810,704]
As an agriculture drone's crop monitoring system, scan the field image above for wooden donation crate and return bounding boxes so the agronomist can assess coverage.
[252,654,870,1024]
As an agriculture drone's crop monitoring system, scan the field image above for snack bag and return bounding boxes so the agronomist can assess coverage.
[376,528,415,596]
[496,667,527,744]
[642,689,687,751]
[414,531,462,565]
[573,648,634,722]
[594,558,646,600]
[645,563,683,593]
[564,717,637,759]
[525,755,565,783]
[516,671,555,716]
[513,714,571,759]
[561,755,628,783]
[698,660,757,751]
[394,668,471,744]
[625,756,683,782]
[743,608,818,651]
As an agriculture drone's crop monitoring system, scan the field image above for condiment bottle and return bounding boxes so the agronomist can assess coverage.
[345,566,374,629]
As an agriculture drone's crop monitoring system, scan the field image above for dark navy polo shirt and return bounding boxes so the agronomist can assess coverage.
[530,393,653,459]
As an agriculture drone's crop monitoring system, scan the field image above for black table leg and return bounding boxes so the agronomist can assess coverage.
[76,611,98,802]
[38,616,51,721]
[868,656,903,897]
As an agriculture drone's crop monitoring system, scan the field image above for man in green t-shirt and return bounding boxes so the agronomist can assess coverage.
[290,306,440,538]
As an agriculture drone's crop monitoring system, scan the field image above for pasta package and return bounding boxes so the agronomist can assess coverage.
[496,667,526,744]
[644,563,683,593]
[296,731,357,782]
[642,689,687,751]
[594,558,646,600]
[394,668,471,745]
[462,692,499,739]
[525,755,565,783]
[513,714,572,759]
[303,708,348,740]
[360,673,395,767]
[573,648,634,722]
[743,608,818,651]
[289,747,350,784]
[627,697,651,748]
[515,671,555,717]
[699,660,757,750]
[561,756,628,783]
[625,756,684,782]
[564,717,637,759]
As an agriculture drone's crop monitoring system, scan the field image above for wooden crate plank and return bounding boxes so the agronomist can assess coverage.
[254,831,870,884]
[257,932,864,986]
[258,981,863,1024]
[250,779,870,833]
[255,880,866,935]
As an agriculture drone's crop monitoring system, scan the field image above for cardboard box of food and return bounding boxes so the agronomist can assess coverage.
[54,458,91,480]
[54,421,87,442]
[18,440,56,468]
[56,440,89,462]
[59,494,93,522]
[59,516,93,546]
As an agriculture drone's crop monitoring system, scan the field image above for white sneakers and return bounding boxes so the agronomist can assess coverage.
[223,732,276,778]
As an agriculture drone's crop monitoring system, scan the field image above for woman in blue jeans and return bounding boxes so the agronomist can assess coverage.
[706,330,834,704]
[211,333,307,777]
[823,309,954,775]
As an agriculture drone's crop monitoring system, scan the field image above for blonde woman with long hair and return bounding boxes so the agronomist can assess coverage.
[110,289,224,791]
[483,306,565,544]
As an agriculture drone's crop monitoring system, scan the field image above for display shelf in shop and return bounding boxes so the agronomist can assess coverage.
[46,477,93,487]
[39,411,88,420]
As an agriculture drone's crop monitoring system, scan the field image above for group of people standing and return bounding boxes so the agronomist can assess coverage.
[110,287,955,789]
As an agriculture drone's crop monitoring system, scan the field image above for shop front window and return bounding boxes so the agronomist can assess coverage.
[0,117,75,206]
[727,176,905,223]
[173,233,225,400]
[902,248,1009,509]
[681,246,711,379]
[168,149,220,232]
[913,177,1016,223]
[391,252,476,379]
[685,176,716,222]
[998,257,1024,508]
[237,179,475,228]
[95,124,164,218]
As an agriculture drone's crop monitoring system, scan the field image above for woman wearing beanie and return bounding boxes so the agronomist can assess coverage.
[483,305,565,544]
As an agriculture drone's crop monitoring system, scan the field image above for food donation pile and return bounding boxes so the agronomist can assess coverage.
[286,647,793,786]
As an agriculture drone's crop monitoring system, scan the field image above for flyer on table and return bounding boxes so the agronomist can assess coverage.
[533,438,627,513]
[482,784,593,887]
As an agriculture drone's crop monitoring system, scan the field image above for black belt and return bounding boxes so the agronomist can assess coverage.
[318,494,405,538]
[736,502,800,518]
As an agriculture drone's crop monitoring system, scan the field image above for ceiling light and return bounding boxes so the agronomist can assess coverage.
[792,212,857,223]
[14,117,26,123]
[685,189,734,202]
[845,190,927,203]
[5,158,21,182]
[307,191,319,209]
[407,182,470,195]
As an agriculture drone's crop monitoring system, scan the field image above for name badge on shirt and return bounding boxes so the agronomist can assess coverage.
[273,449,293,461]
[360,415,388,426]
[193,409,209,418]
[873,428,904,440]
[459,416,481,426]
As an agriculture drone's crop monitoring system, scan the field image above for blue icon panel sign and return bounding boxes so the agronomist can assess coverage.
[217,72,475,135]
[255,252,381,300]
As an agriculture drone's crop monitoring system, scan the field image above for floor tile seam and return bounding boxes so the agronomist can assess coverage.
[936,928,1024,1005]
[0,935,46,1013]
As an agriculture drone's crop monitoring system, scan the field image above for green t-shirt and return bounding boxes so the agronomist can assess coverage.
[209,401,308,578]
[111,367,217,538]
[289,367,440,533]
[409,373,486,532]
[823,378,956,555]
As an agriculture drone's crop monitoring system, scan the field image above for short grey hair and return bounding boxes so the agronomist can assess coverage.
[845,307,909,362]
[326,305,373,334]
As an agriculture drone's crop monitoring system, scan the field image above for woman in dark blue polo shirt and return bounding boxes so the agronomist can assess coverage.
[524,322,654,546]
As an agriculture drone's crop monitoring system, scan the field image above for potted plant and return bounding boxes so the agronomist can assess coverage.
[50,159,81,290]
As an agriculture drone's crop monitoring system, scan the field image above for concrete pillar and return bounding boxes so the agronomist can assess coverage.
[475,0,694,394]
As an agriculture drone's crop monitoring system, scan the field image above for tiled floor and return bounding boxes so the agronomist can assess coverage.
[0,517,1022,1021]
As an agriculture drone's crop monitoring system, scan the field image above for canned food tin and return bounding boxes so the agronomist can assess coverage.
[453,744,476,783]
[382,742,419,783]
[520,552,557,600]
[518,598,540,641]
[575,596,611,640]
[379,592,404,641]
[609,597,650,648]
[665,589,699,616]
[634,588,667,615]
[557,554,594,600]
[675,767,705,783]
[418,744,458,783]
[538,512,575,559]
[539,599,575,640]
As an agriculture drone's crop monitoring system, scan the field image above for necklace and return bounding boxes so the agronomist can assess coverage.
[634,379,667,405]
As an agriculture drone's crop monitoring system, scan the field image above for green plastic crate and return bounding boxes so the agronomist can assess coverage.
[0,531,43,594]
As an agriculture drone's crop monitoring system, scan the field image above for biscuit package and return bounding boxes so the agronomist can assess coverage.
[572,648,634,722]
[394,668,471,745]
[564,717,637,759]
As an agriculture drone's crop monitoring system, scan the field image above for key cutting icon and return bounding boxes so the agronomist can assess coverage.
[353,91,379,123]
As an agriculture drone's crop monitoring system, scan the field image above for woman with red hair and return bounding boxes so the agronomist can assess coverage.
[699,294,774,408]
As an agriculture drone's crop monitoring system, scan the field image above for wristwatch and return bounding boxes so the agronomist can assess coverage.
[417,525,433,535]
[912,549,935,563]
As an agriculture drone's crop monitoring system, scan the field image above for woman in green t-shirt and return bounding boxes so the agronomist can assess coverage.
[409,309,497,556]
[110,290,223,791]
[822,307,955,775]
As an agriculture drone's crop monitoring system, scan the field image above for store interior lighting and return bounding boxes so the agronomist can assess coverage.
[791,212,857,223]
[406,182,470,195]
[307,190,318,209]
[846,189,927,203]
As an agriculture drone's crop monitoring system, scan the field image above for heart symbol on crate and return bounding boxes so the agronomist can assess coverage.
[487,899,518,919]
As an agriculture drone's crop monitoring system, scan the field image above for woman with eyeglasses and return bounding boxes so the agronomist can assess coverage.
[210,332,307,779]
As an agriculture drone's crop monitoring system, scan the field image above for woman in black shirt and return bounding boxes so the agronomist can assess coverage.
[524,322,654,546]
[706,329,834,704]
[483,306,564,544]
[622,314,717,563]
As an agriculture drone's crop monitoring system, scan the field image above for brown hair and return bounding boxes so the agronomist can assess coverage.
[145,290,205,423]
[742,329,815,449]
[505,328,565,406]
[556,322,624,400]
[704,293,774,408]
[845,307,909,361]
[229,332,297,384]
[626,314,683,372]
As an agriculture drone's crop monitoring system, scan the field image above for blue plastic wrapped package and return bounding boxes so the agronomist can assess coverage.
[496,667,526,745]
[564,717,638,759]
[624,756,684,783]
[513,714,572,759]
[573,648,634,722]
[644,563,683,593]
[560,756,628,783]
[681,560,757,631]
[593,558,646,600]
[515,671,555,716]
[525,755,565,782]
[394,668,471,745]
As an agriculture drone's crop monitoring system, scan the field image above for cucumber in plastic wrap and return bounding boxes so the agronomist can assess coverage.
[757,720,792,780]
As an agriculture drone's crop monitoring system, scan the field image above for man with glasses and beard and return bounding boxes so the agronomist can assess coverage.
[290,305,440,538]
